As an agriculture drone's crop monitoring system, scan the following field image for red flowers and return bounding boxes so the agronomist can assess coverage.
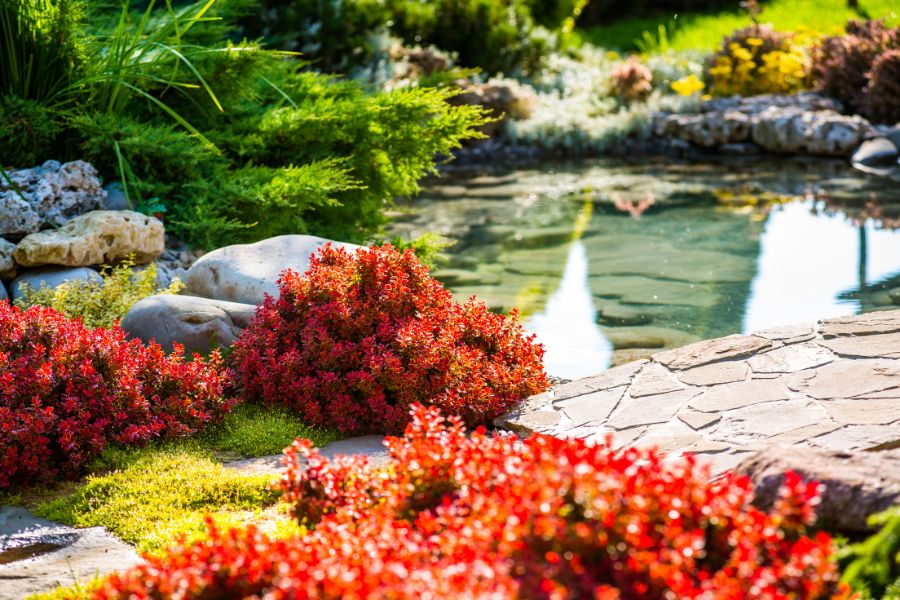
[230,243,548,434]
[97,405,852,600]
[0,303,230,489]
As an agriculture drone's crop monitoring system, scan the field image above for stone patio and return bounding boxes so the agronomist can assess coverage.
[497,310,900,473]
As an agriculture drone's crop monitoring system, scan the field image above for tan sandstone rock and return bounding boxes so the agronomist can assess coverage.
[13,210,163,267]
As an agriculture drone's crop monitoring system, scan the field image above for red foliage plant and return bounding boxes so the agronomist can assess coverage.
[97,405,853,600]
[0,303,230,489]
[230,243,548,434]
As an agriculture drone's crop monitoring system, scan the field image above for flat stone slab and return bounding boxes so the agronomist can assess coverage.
[0,506,141,599]
[497,310,900,474]
[226,435,390,475]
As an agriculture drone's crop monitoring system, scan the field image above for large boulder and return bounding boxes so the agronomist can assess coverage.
[121,294,257,353]
[751,107,873,156]
[13,210,164,267]
[184,235,360,305]
[0,238,16,280]
[1,160,106,229]
[734,445,900,532]
[9,267,103,303]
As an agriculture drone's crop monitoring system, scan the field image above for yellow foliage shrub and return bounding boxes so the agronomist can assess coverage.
[16,259,183,329]
[707,25,814,97]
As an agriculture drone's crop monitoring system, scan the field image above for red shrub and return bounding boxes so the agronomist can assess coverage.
[97,405,853,600]
[0,303,230,489]
[230,243,547,434]
[813,19,900,121]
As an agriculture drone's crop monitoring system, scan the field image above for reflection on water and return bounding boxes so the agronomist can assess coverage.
[389,158,900,379]
[527,241,613,380]
[744,202,900,332]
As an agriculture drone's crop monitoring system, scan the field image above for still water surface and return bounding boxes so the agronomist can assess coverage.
[390,158,900,379]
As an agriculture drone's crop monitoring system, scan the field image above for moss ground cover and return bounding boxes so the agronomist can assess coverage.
[577,0,899,52]
[14,404,337,556]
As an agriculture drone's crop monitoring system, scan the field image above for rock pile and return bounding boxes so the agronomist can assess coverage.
[121,235,359,353]
[0,161,165,303]
[654,93,877,158]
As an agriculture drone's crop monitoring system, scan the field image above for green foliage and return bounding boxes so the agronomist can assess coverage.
[34,445,279,554]
[237,0,390,73]
[388,232,456,269]
[28,399,339,556]
[237,0,556,75]
[1,0,489,249]
[840,507,900,599]
[385,0,552,74]
[577,0,900,52]
[199,403,341,459]
[0,95,63,167]
[15,258,183,329]
[0,0,85,106]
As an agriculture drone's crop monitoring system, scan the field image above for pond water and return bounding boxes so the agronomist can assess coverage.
[389,158,900,380]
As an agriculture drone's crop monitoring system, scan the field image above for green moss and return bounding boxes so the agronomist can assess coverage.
[25,578,101,600]
[34,445,279,554]
[199,403,342,459]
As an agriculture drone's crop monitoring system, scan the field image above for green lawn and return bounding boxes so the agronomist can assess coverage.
[577,0,900,52]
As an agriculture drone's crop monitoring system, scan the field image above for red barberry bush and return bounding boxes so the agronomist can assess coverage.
[230,243,547,434]
[97,405,853,600]
[0,303,230,489]
[813,19,900,121]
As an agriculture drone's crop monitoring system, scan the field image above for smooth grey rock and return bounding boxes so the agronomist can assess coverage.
[121,294,257,353]
[0,281,7,303]
[226,436,390,475]
[185,235,361,305]
[10,266,102,302]
[735,446,900,532]
[0,506,141,600]
[851,137,899,167]
[102,182,132,211]
[14,210,164,267]
[0,238,16,279]
[884,124,900,152]
[1,160,106,230]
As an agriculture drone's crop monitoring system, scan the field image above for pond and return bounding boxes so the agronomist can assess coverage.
[389,157,900,380]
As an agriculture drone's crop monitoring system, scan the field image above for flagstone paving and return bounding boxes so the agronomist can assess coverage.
[496,310,900,474]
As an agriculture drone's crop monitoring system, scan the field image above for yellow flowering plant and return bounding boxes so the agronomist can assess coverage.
[671,74,705,96]
[706,25,814,97]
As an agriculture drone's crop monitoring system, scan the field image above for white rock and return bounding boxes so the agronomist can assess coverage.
[1,160,106,229]
[14,210,164,267]
[121,294,257,353]
[0,194,41,238]
[184,235,361,305]
[752,108,873,156]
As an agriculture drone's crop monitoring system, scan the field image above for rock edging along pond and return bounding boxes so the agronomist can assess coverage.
[498,309,900,478]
